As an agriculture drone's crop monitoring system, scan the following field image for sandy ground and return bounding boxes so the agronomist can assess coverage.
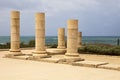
[80,53,120,64]
[0,50,120,80]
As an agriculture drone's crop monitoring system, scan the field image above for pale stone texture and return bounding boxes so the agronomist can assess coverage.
[57,28,66,49]
[98,64,120,71]
[40,58,66,63]
[2,49,120,71]
[33,13,48,56]
[78,32,82,48]
[46,48,66,55]
[65,20,80,57]
[0,56,120,80]
[73,61,108,68]
[9,11,21,54]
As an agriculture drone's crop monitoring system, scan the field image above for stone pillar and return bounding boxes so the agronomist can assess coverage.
[78,32,82,48]
[33,13,48,56]
[57,28,66,49]
[65,20,79,57]
[9,11,21,54]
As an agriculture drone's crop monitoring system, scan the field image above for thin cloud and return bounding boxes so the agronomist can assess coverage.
[0,0,120,36]
[0,0,99,16]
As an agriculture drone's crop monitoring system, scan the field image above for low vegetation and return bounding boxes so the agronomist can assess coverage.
[46,44,58,48]
[0,42,10,49]
[1,40,120,56]
[0,40,35,49]
[78,44,120,56]
[0,40,58,49]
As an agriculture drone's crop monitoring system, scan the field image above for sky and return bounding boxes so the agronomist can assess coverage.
[0,0,120,36]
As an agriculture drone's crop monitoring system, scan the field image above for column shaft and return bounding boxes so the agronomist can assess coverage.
[57,28,66,49]
[78,32,82,47]
[10,11,21,52]
[65,20,79,57]
[33,13,47,54]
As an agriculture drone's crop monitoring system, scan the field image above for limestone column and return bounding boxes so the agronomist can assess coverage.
[65,20,79,57]
[78,32,82,48]
[57,28,66,49]
[9,11,21,53]
[33,13,47,56]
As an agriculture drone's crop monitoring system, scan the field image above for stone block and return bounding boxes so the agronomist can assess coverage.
[72,61,108,68]
[40,58,66,63]
[46,48,66,55]
[98,64,120,71]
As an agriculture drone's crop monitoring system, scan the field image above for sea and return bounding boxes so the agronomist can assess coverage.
[0,36,120,45]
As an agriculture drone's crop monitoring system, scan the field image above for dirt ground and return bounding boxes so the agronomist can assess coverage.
[79,53,120,64]
[0,49,120,64]
[0,50,120,80]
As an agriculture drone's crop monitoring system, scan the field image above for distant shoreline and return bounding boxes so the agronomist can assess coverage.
[1,36,120,37]
[0,36,120,45]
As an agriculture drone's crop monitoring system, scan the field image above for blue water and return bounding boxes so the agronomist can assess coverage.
[0,36,120,45]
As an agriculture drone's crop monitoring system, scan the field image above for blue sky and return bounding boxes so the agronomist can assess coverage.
[0,0,120,36]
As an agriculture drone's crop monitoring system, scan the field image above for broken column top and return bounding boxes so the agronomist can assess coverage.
[78,32,82,36]
[58,28,65,31]
[67,19,78,29]
[35,13,45,20]
[11,11,20,18]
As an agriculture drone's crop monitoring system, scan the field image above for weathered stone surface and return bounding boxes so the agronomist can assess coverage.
[73,61,108,68]
[4,52,22,57]
[78,32,82,48]
[12,55,30,60]
[65,20,79,57]
[46,48,66,55]
[57,28,66,49]
[64,56,84,64]
[2,49,120,71]
[0,57,120,80]
[33,13,48,56]
[9,11,21,54]
[32,53,50,58]
[40,58,66,63]
[98,64,120,71]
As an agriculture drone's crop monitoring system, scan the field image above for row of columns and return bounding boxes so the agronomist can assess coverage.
[10,11,82,57]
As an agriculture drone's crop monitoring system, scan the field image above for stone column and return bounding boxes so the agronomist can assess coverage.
[57,28,66,49]
[33,13,48,56]
[65,20,79,57]
[78,32,82,48]
[9,11,21,54]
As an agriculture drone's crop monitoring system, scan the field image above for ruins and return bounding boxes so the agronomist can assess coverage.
[57,28,66,49]
[65,20,80,57]
[4,11,120,71]
[78,32,82,48]
[9,11,22,55]
[32,13,48,57]
[6,10,83,62]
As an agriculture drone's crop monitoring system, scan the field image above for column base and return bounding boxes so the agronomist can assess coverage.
[57,46,66,49]
[32,50,49,58]
[9,49,21,52]
[46,48,66,55]
[32,50,47,54]
[65,53,80,57]
[5,51,22,57]
[64,55,84,63]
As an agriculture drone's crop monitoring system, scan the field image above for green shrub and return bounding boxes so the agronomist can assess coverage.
[0,42,10,49]
[0,40,35,49]
[78,44,120,56]
[46,43,58,48]
[28,40,35,47]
